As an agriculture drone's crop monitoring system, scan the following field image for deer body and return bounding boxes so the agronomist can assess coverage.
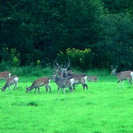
[1,75,19,91]
[53,75,74,93]
[111,68,133,84]
[88,75,98,82]
[67,73,88,90]
[0,71,11,80]
[26,77,51,94]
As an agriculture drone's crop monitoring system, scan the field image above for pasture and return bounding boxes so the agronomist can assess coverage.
[0,70,133,133]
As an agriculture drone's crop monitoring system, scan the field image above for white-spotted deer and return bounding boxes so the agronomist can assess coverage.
[88,75,98,82]
[54,60,88,90]
[26,77,51,94]
[111,67,133,85]
[52,74,74,93]
[1,75,19,91]
[0,71,11,81]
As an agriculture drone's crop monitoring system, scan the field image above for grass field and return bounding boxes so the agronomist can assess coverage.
[0,70,133,133]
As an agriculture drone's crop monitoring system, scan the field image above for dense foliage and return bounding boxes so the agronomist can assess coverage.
[0,0,133,70]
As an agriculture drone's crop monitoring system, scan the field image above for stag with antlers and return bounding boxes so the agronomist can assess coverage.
[54,59,88,90]
[54,59,70,78]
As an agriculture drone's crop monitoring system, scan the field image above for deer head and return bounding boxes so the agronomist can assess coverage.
[54,59,70,78]
[111,65,118,75]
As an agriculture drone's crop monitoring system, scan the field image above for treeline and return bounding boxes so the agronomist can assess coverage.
[0,0,133,70]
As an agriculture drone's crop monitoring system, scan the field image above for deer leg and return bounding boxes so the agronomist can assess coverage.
[73,84,75,90]
[82,84,85,90]
[58,87,60,92]
[7,84,10,90]
[129,80,132,85]
[38,87,40,93]
[129,79,132,85]
[49,86,51,92]
[16,82,18,89]
[64,88,66,93]
[45,86,48,92]
[85,84,88,89]
[8,86,11,90]
[34,88,37,94]
[14,83,17,90]
[122,80,124,85]
[69,86,73,92]
[82,83,88,90]
[117,80,120,84]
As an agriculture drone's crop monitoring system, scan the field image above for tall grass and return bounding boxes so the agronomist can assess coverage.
[1,66,53,77]
[0,68,133,133]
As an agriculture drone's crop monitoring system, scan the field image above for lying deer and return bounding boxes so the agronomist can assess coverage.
[26,77,51,94]
[52,74,74,93]
[111,67,133,85]
[54,60,88,90]
[88,75,98,82]
[1,75,19,91]
[0,71,11,81]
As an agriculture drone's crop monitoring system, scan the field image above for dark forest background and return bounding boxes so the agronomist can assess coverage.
[0,0,133,71]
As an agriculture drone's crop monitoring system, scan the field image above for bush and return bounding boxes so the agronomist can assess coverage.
[57,48,93,70]
[1,47,20,67]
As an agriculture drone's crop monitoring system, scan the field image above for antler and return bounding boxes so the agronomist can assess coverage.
[65,59,70,69]
[54,59,70,71]
[111,65,118,70]
[54,59,62,69]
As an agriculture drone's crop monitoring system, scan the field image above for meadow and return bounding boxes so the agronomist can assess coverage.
[0,69,133,133]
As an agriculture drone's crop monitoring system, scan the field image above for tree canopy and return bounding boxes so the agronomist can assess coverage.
[0,0,133,70]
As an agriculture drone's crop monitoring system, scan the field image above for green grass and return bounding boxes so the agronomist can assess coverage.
[0,70,133,133]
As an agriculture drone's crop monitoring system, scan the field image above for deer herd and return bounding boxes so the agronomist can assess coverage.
[1,61,132,94]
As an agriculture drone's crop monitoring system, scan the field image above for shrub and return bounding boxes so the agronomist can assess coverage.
[1,47,20,67]
[57,48,93,70]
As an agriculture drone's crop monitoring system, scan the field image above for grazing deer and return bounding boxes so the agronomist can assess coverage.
[26,77,51,94]
[111,67,133,85]
[0,71,11,81]
[1,75,19,91]
[52,74,74,93]
[54,60,88,90]
[88,75,98,82]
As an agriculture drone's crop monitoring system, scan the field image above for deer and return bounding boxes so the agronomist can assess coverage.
[54,59,88,90]
[88,75,98,82]
[0,71,11,81]
[26,77,51,94]
[1,75,19,91]
[111,67,133,85]
[66,73,88,90]
[52,73,74,93]
[53,59,71,78]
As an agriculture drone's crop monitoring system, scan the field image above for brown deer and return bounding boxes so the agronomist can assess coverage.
[54,60,88,90]
[111,67,133,85]
[67,73,88,90]
[0,71,11,81]
[1,75,19,91]
[52,73,74,93]
[88,75,98,82]
[26,77,51,94]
